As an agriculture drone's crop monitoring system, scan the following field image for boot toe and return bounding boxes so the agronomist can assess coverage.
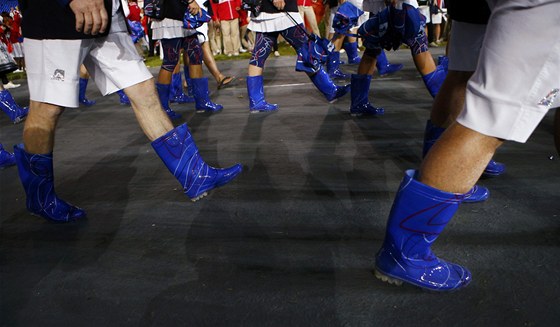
[378,63,403,76]
[215,164,243,187]
[463,185,490,203]
[483,160,506,177]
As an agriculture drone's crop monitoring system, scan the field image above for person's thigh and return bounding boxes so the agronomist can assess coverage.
[24,38,91,108]
[458,1,560,142]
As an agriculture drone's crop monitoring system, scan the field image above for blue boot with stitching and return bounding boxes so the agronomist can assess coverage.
[191,77,223,113]
[247,75,278,113]
[0,89,28,123]
[349,74,384,116]
[13,144,86,222]
[374,169,472,291]
[152,124,242,201]
[156,83,182,120]
[309,68,350,103]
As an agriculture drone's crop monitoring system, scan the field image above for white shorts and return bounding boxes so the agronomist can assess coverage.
[197,22,209,44]
[24,14,152,108]
[431,12,443,24]
[448,21,486,72]
[457,0,560,143]
[329,7,338,34]
[11,42,24,58]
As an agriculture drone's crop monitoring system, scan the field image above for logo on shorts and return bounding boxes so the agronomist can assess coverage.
[538,88,559,108]
[51,69,65,82]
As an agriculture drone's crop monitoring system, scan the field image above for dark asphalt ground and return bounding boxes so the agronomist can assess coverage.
[1,48,559,327]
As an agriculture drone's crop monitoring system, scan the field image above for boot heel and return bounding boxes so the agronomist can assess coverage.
[374,269,403,286]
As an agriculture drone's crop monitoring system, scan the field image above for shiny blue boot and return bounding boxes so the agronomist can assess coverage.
[327,51,348,80]
[247,75,278,113]
[438,55,449,73]
[192,77,223,113]
[375,170,472,291]
[0,143,15,169]
[343,41,361,64]
[183,65,195,98]
[79,78,96,106]
[117,90,131,105]
[376,50,403,76]
[482,160,506,177]
[170,73,194,104]
[349,74,384,116]
[423,120,490,203]
[156,83,182,120]
[309,68,350,103]
[0,89,28,124]
[13,144,86,222]
[152,124,242,201]
[421,64,447,98]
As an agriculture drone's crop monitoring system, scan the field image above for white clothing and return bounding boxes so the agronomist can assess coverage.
[24,13,151,108]
[248,12,304,33]
[457,0,560,143]
[447,21,484,72]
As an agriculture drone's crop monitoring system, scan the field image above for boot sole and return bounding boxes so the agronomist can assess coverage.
[374,267,471,292]
[190,192,208,202]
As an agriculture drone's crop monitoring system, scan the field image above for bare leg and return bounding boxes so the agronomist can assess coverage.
[357,52,377,75]
[123,78,174,141]
[420,123,503,194]
[412,51,437,76]
[430,70,473,127]
[200,41,232,84]
[23,101,64,154]
[248,64,263,77]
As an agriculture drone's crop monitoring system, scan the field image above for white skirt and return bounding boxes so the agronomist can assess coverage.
[248,12,304,33]
[151,18,196,40]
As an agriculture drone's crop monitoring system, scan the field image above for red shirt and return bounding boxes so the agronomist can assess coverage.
[210,0,241,21]
[297,0,314,6]
[9,12,22,43]
[127,2,142,22]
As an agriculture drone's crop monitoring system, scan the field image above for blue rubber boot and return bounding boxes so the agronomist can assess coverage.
[152,124,242,201]
[246,75,278,113]
[170,73,195,104]
[421,64,447,98]
[326,51,349,80]
[309,68,350,103]
[343,41,361,64]
[0,143,15,169]
[191,77,223,113]
[423,120,490,203]
[374,169,472,291]
[376,50,403,76]
[183,65,195,98]
[156,83,182,120]
[482,160,506,177]
[78,78,96,106]
[116,90,131,105]
[349,74,384,116]
[438,55,449,73]
[0,89,28,124]
[13,144,86,222]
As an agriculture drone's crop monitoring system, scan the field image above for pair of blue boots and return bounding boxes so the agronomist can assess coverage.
[13,124,242,223]
[246,68,350,113]
[157,66,223,119]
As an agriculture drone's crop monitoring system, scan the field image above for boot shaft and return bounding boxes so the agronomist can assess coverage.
[385,170,464,260]
[350,74,372,107]
[0,89,27,123]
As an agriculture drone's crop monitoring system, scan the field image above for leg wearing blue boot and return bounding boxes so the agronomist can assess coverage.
[191,77,223,113]
[349,74,384,116]
[437,55,449,73]
[156,83,182,120]
[0,143,15,169]
[343,41,361,64]
[421,64,447,98]
[246,75,278,113]
[0,89,28,123]
[13,144,86,222]
[376,50,403,76]
[152,124,242,201]
[423,120,490,202]
[117,90,131,106]
[78,78,96,106]
[170,73,194,104]
[326,51,348,80]
[374,170,472,291]
[424,119,505,181]
[309,68,350,103]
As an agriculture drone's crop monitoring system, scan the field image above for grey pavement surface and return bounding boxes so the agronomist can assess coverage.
[1,48,559,326]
